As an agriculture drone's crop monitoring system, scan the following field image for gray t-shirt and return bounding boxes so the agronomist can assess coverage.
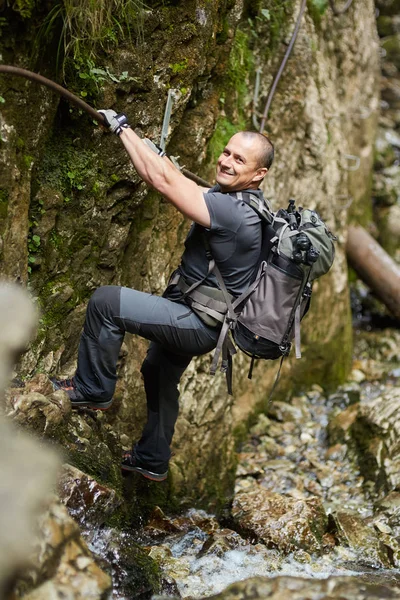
[178,187,264,296]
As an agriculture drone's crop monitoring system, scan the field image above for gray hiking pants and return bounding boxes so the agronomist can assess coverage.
[74,286,219,472]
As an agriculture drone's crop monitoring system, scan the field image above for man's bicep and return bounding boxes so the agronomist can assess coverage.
[160,174,211,228]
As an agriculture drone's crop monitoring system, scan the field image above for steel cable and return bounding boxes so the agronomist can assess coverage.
[257,0,354,132]
[259,0,307,133]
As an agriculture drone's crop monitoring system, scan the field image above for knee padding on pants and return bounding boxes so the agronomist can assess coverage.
[88,286,120,317]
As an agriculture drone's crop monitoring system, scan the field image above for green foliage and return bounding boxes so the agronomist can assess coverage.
[11,0,34,18]
[309,0,328,14]
[227,29,253,97]
[36,0,146,73]
[27,234,41,273]
[38,135,99,197]
[23,154,34,168]
[67,56,137,100]
[307,0,328,27]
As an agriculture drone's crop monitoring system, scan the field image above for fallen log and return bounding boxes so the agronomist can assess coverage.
[346,225,400,320]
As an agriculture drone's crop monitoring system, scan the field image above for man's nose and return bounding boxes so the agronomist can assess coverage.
[220,155,231,167]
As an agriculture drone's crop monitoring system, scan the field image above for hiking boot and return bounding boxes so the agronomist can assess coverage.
[50,377,113,410]
[121,451,168,482]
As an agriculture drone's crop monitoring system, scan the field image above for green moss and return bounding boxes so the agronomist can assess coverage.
[293,320,353,393]
[307,0,328,27]
[170,58,189,74]
[0,188,8,222]
[348,183,374,227]
[258,0,295,59]
[216,16,230,44]
[23,154,34,168]
[37,132,101,197]
[207,116,246,165]
[227,29,253,99]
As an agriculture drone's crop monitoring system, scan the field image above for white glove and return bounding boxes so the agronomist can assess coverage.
[98,109,130,135]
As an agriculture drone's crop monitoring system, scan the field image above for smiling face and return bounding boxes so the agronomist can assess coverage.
[215,132,268,193]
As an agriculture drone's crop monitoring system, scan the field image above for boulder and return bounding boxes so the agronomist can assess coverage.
[231,488,328,554]
[331,511,391,568]
[58,464,122,527]
[351,386,400,492]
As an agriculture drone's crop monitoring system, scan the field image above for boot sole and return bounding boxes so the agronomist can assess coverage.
[121,464,168,482]
[70,399,113,411]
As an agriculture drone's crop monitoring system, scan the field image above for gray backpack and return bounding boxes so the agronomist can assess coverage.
[206,196,336,394]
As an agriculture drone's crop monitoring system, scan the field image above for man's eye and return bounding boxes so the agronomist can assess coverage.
[236,157,244,163]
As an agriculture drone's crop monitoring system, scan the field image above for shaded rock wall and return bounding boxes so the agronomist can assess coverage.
[0,0,380,504]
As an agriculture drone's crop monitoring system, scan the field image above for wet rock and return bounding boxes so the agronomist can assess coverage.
[248,414,271,437]
[58,464,122,527]
[231,488,328,554]
[375,491,400,528]
[349,368,366,383]
[198,529,247,558]
[148,507,220,539]
[331,511,391,568]
[351,386,400,492]
[327,403,359,445]
[203,573,400,600]
[267,401,307,424]
[87,527,161,599]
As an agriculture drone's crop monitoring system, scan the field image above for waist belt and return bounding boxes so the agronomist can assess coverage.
[169,272,234,328]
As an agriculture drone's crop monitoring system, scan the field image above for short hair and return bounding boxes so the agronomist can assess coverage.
[240,131,274,170]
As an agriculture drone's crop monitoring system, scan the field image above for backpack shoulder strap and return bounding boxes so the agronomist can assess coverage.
[234,191,274,224]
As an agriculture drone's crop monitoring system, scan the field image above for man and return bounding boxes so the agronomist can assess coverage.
[52,110,274,482]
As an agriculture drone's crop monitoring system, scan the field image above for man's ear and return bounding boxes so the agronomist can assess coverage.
[254,168,268,182]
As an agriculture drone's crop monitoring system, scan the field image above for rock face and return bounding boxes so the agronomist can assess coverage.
[0,2,380,503]
[374,0,400,262]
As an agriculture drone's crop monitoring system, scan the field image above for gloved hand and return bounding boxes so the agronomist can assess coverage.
[98,109,130,135]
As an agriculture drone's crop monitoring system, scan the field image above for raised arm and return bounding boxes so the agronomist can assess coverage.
[99,110,211,228]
